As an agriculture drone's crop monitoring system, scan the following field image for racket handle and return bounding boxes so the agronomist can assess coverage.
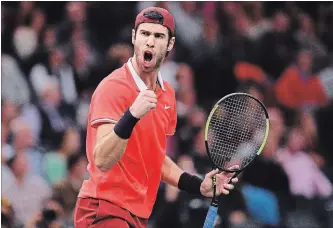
[203,205,218,228]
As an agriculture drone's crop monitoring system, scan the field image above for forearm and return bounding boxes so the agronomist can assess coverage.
[94,131,128,172]
[94,108,140,172]
[161,156,184,187]
[161,156,203,195]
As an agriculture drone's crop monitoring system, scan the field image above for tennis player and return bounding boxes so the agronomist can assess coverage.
[74,7,239,228]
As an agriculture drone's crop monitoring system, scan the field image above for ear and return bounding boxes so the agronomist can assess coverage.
[132,29,135,45]
[167,37,176,52]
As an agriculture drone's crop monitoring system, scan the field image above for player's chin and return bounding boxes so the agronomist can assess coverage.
[141,61,157,72]
[141,65,155,72]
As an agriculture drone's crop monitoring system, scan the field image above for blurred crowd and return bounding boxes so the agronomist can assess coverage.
[1,1,333,228]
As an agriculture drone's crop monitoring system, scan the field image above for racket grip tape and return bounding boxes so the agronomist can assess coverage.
[203,205,218,228]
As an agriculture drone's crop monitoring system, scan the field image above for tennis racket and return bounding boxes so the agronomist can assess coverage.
[203,92,269,228]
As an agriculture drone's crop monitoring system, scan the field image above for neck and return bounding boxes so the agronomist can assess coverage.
[15,175,24,185]
[131,56,159,90]
[58,149,69,158]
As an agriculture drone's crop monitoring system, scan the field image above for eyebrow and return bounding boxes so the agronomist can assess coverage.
[140,29,166,37]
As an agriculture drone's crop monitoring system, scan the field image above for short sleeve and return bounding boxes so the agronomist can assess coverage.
[90,80,129,127]
[166,95,177,136]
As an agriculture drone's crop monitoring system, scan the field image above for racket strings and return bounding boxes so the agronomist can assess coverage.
[207,95,266,170]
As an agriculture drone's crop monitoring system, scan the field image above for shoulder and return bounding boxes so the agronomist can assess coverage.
[278,66,299,82]
[99,65,129,87]
[284,66,299,75]
[93,64,133,97]
[163,80,176,97]
[53,179,69,191]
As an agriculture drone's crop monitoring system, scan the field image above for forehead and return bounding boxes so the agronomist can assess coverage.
[137,23,168,35]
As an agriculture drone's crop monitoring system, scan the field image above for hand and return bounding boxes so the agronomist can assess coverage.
[130,90,157,119]
[200,166,239,198]
[25,212,42,228]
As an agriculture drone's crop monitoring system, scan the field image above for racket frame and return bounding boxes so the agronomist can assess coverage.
[204,92,270,172]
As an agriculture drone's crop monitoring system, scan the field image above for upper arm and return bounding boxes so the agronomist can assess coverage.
[90,79,130,155]
[89,79,129,128]
[95,123,115,146]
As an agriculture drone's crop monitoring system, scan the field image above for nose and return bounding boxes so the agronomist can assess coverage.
[146,35,155,48]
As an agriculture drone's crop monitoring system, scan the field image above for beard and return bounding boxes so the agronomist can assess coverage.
[134,45,167,72]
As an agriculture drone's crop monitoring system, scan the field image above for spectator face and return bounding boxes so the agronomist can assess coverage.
[179,91,196,108]
[49,49,65,68]
[41,81,61,107]
[43,27,57,50]
[73,41,91,67]
[273,12,290,33]
[132,23,175,73]
[61,128,81,155]
[287,128,306,152]
[19,1,35,15]
[108,43,133,66]
[72,157,88,179]
[180,2,197,14]
[222,2,241,17]
[12,120,34,150]
[297,50,312,73]
[1,100,19,125]
[11,152,29,178]
[13,26,38,60]
[31,8,46,33]
[66,2,87,23]
[234,14,250,36]
[176,64,194,91]
[300,15,315,35]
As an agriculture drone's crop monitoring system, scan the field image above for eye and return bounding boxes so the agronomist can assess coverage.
[141,31,149,36]
[155,34,164,39]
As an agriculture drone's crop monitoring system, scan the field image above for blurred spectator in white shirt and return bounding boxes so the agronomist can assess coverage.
[2,151,52,224]
[1,54,31,106]
[30,47,78,106]
[30,76,77,149]
[10,117,44,177]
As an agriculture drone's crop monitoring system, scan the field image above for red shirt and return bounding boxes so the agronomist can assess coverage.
[78,59,177,218]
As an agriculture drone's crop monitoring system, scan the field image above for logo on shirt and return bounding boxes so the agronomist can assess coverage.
[164,105,171,110]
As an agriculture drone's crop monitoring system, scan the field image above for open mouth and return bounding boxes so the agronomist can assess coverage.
[144,51,153,62]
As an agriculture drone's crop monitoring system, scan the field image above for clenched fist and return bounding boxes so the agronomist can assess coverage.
[130,90,157,119]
